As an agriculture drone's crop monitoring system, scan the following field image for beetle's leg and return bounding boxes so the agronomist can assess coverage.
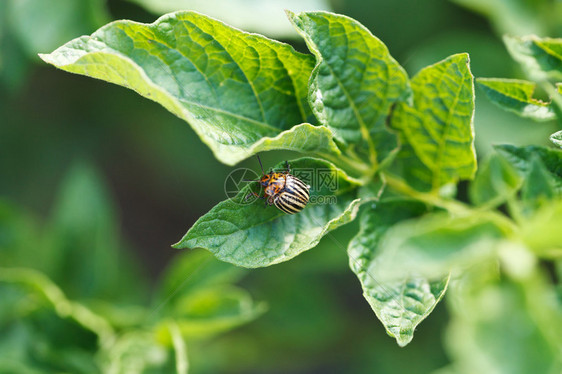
[284,161,291,174]
[245,191,266,202]
[267,195,275,206]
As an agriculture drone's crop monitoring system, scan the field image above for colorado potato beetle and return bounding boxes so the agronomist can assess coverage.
[247,156,310,214]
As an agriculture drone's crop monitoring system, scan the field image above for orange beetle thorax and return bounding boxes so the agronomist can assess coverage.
[261,173,286,197]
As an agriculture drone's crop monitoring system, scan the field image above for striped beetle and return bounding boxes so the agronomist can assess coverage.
[246,156,310,214]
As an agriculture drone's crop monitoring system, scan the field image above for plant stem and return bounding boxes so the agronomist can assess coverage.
[315,150,371,179]
[0,267,115,346]
[382,172,519,233]
[382,172,471,214]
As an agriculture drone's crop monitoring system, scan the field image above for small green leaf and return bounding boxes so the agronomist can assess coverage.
[390,53,476,192]
[174,158,361,267]
[45,163,146,302]
[39,11,325,165]
[469,152,522,207]
[158,286,266,339]
[504,153,559,235]
[520,155,557,210]
[494,144,562,193]
[520,199,562,257]
[477,78,555,121]
[155,249,245,305]
[446,273,562,374]
[0,311,100,374]
[550,130,562,148]
[0,200,39,268]
[287,10,410,165]
[348,200,449,346]
[99,331,169,374]
[0,267,114,345]
[504,35,562,81]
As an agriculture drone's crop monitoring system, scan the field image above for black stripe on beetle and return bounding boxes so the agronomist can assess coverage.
[246,157,310,214]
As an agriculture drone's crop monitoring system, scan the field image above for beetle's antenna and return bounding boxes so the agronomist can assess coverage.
[256,155,264,174]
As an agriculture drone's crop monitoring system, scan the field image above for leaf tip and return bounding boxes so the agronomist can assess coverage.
[37,53,53,65]
[171,239,187,250]
[284,9,295,18]
[396,334,414,347]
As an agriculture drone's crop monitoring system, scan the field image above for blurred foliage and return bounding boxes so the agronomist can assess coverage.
[2,0,562,373]
[126,0,332,38]
[0,0,110,91]
[0,164,264,372]
[452,0,562,37]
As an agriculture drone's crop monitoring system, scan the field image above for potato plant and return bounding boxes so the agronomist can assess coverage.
[32,9,562,373]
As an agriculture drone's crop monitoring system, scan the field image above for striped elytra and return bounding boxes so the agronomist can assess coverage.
[273,175,310,214]
[247,157,310,214]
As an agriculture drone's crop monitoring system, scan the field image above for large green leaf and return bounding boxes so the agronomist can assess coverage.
[389,53,476,192]
[174,158,361,267]
[39,11,340,165]
[504,35,562,81]
[477,78,556,121]
[494,144,562,193]
[469,152,522,207]
[370,211,511,281]
[287,10,410,165]
[348,200,449,347]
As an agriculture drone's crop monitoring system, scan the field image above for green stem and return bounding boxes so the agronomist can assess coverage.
[382,172,518,232]
[315,150,371,180]
[168,321,189,374]
[382,172,471,214]
[0,267,115,347]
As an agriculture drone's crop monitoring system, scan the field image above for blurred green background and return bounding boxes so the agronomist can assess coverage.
[1,0,560,373]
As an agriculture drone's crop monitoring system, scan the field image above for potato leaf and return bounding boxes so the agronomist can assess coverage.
[174,158,361,267]
[389,53,476,192]
[477,78,555,121]
[504,35,562,81]
[39,11,342,165]
[288,10,410,165]
[348,200,449,347]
